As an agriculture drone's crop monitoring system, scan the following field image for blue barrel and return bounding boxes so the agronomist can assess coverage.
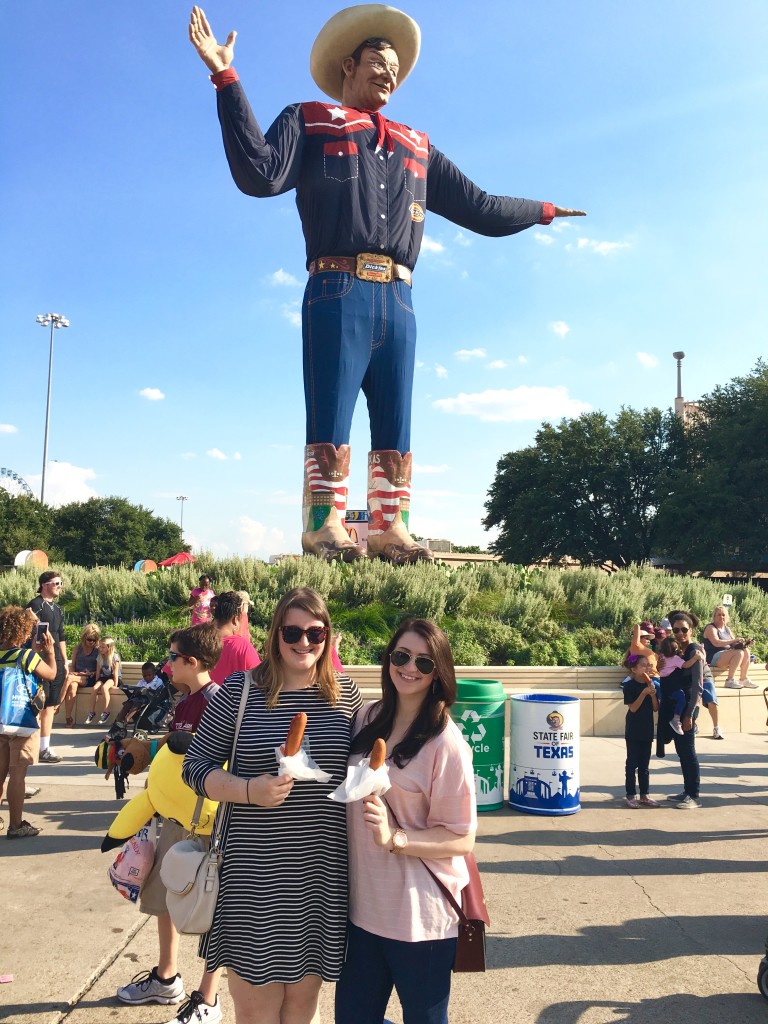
[508,693,580,815]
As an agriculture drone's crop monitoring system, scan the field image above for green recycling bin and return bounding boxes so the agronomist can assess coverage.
[451,678,505,811]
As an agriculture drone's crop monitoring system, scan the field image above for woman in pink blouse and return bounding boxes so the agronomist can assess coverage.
[336,619,477,1024]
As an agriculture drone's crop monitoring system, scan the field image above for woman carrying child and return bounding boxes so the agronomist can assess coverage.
[85,637,121,726]
[620,654,660,808]
[657,611,704,809]
[657,636,705,737]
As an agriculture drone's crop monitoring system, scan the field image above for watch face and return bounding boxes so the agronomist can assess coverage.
[393,829,407,850]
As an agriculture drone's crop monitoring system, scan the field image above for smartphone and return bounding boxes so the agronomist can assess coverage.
[35,622,49,642]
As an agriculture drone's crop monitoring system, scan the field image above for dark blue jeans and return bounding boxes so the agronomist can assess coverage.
[335,921,457,1024]
[302,273,417,452]
[672,724,700,799]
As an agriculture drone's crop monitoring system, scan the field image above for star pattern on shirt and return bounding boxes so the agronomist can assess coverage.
[409,129,422,143]
[328,106,347,121]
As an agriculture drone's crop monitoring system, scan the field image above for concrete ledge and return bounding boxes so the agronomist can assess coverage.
[53,662,768,737]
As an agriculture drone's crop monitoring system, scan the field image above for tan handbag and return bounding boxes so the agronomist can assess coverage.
[160,674,250,935]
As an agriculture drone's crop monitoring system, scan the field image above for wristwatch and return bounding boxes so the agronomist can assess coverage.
[390,828,408,853]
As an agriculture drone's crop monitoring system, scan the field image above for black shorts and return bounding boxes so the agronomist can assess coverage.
[43,663,67,708]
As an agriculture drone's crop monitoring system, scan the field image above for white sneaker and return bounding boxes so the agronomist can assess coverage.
[712,726,724,739]
[175,992,223,1023]
[741,678,759,688]
[117,968,185,1006]
[724,679,743,689]
[38,748,62,764]
[670,716,684,735]
[676,796,702,809]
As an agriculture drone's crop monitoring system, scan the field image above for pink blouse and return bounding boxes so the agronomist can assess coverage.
[347,702,477,942]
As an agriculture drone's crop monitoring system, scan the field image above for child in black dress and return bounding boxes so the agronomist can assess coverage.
[621,654,660,808]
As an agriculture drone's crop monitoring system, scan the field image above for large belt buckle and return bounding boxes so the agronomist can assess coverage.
[356,252,393,283]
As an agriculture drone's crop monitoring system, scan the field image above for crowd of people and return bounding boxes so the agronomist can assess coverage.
[0,570,476,1024]
[620,606,758,811]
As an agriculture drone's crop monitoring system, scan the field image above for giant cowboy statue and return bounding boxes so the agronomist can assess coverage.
[189,4,585,565]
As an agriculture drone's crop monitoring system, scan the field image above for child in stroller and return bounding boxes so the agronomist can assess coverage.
[110,661,176,738]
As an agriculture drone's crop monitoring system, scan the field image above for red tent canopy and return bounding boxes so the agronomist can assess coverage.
[158,552,196,567]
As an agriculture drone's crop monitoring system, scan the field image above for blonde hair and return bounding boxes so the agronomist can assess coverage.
[97,637,118,671]
[256,588,338,710]
[81,623,101,644]
[712,605,729,621]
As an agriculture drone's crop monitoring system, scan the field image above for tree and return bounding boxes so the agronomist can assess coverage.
[483,407,686,568]
[53,497,188,567]
[0,492,55,565]
[657,361,768,571]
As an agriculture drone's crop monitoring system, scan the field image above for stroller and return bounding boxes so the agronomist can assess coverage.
[109,674,177,742]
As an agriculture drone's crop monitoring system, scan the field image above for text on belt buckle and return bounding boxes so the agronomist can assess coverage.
[356,253,393,283]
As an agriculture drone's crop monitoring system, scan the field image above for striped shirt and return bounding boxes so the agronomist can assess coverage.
[183,672,362,985]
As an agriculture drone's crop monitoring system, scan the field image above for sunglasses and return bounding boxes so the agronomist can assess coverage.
[390,649,436,675]
[167,650,193,663]
[672,626,690,634]
[279,625,328,645]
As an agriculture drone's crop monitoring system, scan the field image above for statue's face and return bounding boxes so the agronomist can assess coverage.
[342,46,400,110]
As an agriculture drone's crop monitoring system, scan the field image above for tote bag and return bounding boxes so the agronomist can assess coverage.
[0,651,43,737]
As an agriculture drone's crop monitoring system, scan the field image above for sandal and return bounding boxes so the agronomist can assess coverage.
[65,716,75,728]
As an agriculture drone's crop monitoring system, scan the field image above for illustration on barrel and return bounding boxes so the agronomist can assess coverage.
[508,693,580,815]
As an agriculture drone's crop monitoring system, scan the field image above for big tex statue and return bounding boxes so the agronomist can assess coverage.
[189,4,584,564]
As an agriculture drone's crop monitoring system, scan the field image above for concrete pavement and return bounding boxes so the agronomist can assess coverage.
[2,727,768,1023]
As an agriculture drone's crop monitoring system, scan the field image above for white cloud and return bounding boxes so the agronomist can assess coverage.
[569,237,631,256]
[551,221,574,233]
[415,359,425,369]
[26,461,98,507]
[270,268,301,286]
[435,363,448,379]
[551,320,571,338]
[455,348,486,361]
[282,304,301,328]
[433,386,591,423]
[232,451,243,461]
[413,463,449,474]
[453,231,471,248]
[237,515,285,556]
[533,232,554,246]
[0,424,18,434]
[637,352,659,368]
[180,451,197,460]
[207,448,227,460]
[518,355,528,365]
[139,387,165,401]
[487,359,507,369]
[420,235,446,254]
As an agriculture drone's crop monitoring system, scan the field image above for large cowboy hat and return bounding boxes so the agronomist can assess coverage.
[310,4,421,103]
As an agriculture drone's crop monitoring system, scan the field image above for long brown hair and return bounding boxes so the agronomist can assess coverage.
[351,618,456,767]
[255,587,338,709]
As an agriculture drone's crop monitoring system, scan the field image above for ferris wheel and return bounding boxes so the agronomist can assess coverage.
[0,467,34,499]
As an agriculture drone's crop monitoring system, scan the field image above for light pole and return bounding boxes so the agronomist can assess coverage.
[672,350,685,420]
[36,313,70,504]
[177,495,188,532]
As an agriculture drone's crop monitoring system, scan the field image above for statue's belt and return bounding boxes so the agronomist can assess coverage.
[308,253,412,286]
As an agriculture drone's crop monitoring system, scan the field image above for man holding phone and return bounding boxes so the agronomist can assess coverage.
[26,571,67,764]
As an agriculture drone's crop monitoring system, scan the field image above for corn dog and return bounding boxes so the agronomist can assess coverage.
[369,737,387,770]
[284,712,308,756]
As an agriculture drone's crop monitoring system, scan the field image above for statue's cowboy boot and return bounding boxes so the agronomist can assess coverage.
[366,450,434,565]
[301,444,366,562]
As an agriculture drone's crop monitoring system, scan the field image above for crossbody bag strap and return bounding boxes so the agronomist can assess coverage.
[190,672,252,839]
[383,797,468,925]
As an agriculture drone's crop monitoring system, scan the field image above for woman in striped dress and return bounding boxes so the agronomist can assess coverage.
[183,587,362,1023]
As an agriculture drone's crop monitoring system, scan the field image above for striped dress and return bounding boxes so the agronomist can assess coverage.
[182,672,362,986]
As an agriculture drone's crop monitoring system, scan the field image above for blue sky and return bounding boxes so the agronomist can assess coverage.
[2,2,766,560]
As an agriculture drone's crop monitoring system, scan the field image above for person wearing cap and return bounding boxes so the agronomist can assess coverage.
[628,621,661,679]
[26,570,67,764]
[188,4,584,566]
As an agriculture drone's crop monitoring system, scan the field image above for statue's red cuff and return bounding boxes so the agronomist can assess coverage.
[539,202,555,225]
[210,68,239,91]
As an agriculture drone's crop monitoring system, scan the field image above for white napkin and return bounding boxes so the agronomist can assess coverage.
[327,756,391,803]
[275,746,332,783]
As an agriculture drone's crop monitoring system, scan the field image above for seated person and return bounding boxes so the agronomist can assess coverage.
[703,604,756,688]
[62,624,100,727]
[627,621,660,677]
[113,661,166,727]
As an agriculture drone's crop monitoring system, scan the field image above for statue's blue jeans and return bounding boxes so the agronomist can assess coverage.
[302,273,417,454]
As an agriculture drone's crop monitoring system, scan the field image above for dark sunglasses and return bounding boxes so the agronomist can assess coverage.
[279,625,328,645]
[168,650,193,663]
[390,649,436,675]
[672,626,690,634]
